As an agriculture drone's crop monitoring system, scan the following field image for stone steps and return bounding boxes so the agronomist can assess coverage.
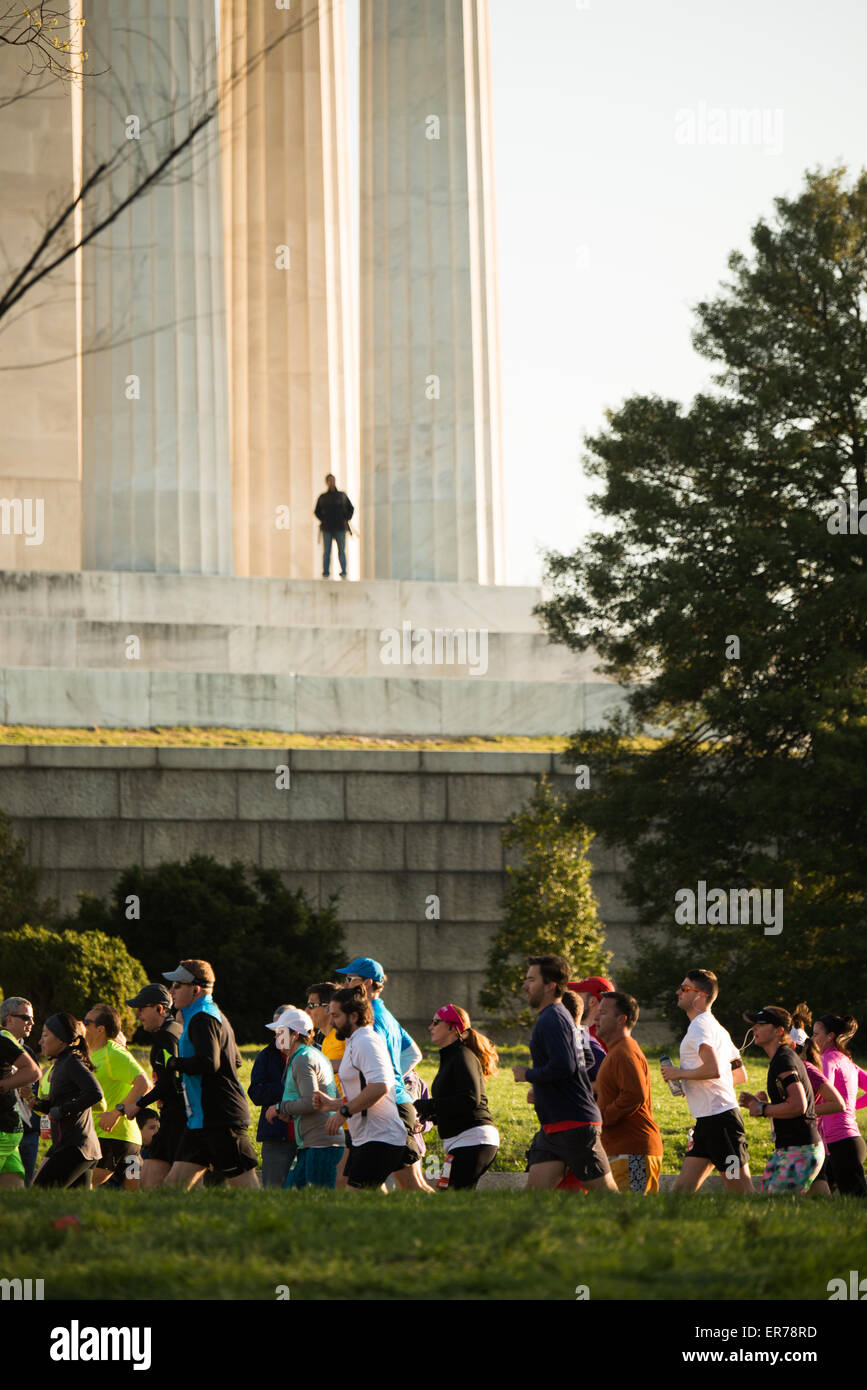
[0,570,629,735]
[0,666,626,735]
[0,570,545,633]
[0,617,603,682]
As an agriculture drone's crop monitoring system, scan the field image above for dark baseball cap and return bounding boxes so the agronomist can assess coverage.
[743,1006,791,1029]
[126,983,173,1009]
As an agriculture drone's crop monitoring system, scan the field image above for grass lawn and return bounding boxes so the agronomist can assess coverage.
[0,726,569,750]
[10,1037,864,1302]
[3,1188,865,1301]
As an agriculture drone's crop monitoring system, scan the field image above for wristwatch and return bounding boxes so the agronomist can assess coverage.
[116,1102,126,1114]
[758,1101,766,1116]
[339,1103,351,1119]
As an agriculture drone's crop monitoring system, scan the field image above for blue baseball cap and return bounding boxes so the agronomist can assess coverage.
[336,957,385,983]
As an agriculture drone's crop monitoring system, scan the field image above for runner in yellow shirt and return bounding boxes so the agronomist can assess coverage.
[83,1004,149,1189]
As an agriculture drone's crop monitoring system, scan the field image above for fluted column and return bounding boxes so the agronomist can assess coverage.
[360,0,504,583]
[80,0,233,573]
[219,0,357,578]
[0,38,79,572]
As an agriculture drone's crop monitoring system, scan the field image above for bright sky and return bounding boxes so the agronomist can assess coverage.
[348,0,867,586]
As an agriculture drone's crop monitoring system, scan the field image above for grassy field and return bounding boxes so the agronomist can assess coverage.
[11,1038,866,1302]
[3,1188,865,1301]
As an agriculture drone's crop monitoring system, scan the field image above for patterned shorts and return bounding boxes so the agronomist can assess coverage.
[609,1153,662,1194]
[761,1143,824,1194]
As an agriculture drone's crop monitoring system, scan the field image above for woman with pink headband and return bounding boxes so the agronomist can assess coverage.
[414,1004,500,1190]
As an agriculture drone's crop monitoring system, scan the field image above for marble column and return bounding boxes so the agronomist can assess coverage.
[219,0,357,579]
[79,0,233,573]
[360,0,505,583]
[0,41,79,572]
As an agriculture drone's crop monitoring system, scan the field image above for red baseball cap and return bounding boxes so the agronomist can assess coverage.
[569,976,615,998]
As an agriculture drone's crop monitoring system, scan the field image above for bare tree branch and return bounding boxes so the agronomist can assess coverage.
[0,3,323,330]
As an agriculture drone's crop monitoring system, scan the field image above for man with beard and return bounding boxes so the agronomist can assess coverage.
[512,956,618,1193]
[311,986,410,1190]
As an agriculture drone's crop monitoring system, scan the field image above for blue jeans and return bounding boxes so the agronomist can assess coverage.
[19,1128,40,1187]
[322,530,347,577]
[261,1138,297,1188]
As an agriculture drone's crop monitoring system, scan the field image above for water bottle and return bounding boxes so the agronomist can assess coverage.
[436,1153,453,1190]
[660,1053,685,1097]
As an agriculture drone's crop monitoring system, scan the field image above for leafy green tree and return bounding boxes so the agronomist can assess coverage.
[480,777,610,1025]
[60,855,344,1043]
[535,167,867,1036]
[0,808,57,935]
[0,925,147,1037]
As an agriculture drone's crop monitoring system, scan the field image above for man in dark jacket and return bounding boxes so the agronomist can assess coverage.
[124,983,185,1188]
[162,958,259,1189]
[512,955,618,1192]
[314,473,354,579]
[248,1005,296,1187]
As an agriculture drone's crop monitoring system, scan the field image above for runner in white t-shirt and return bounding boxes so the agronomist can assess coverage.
[311,987,412,1189]
[660,969,754,1193]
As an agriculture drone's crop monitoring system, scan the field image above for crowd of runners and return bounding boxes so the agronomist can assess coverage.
[1,952,865,1196]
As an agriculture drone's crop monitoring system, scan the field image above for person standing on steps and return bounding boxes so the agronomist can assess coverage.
[314,473,354,579]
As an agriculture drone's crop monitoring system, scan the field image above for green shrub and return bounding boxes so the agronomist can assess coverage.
[0,925,148,1037]
[59,856,344,1043]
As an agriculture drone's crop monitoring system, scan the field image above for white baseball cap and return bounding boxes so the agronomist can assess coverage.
[267,1007,313,1037]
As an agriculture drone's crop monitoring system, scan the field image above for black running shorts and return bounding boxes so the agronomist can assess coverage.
[174,1126,258,1178]
[686,1108,750,1173]
[344,1140,407,1189]
[526,1124,610,1181]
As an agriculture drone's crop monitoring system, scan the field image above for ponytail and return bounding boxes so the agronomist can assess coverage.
[463,1027,499,1080]
[817,1014,858,1058]
[50,1012,95,1071]
[444,1004,499,1079]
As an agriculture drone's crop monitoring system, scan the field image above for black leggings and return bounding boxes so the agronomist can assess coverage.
[34,1150,97,1189]
[825,1136,867,1196]
[444,1144,498,1190]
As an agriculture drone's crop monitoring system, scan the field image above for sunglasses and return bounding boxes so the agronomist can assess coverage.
[6,1014,33,1022]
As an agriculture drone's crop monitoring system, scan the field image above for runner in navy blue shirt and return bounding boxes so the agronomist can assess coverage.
[512,956,618,1192]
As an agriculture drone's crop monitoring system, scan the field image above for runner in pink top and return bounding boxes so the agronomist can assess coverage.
[811,1014,867,1196]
